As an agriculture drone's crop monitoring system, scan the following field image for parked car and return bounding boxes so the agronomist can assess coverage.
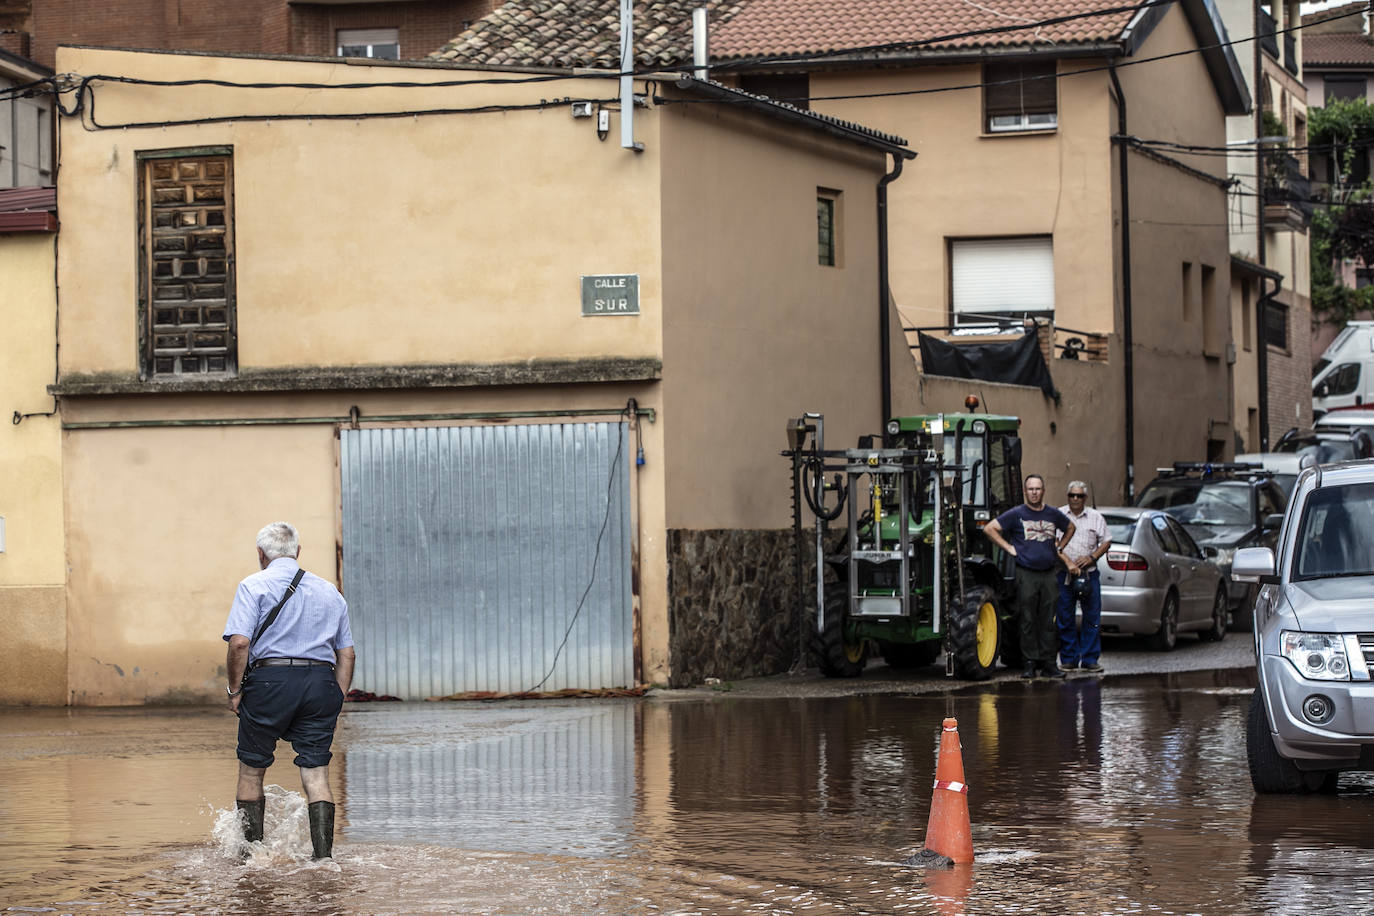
[1096,507,1228,650]
[1134,463,1287,631]
[1315,404,1374,435]
[1237,427,1374,497]
[1233,460,1374,793]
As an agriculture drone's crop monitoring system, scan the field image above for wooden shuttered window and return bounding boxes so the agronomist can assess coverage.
[984,60,1057,133]
[138,152,236,378]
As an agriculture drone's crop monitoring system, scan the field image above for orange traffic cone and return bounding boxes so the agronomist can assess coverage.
[913,717,974,865]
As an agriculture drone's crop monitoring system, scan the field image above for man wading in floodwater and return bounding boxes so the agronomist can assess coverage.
[223,521,355,859]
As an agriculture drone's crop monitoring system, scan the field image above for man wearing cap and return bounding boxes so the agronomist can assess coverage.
[983,474,1076,679]
[223,521,355,859]
[1056,481,1112,673]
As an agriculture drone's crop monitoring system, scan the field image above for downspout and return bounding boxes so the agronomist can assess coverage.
[1257,276,1277,450]
[878,154,905,425]
[1109,62,1136,502]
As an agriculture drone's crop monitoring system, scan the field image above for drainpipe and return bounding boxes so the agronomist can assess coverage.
[878,154,905,424]
[1257,276,1277,450]
[1109,62,1136,502]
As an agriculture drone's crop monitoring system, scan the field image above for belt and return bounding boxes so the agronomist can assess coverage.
[252,657,334,669]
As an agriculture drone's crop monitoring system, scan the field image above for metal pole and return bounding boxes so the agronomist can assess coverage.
[692,7,709,81]
[620,0,642,151]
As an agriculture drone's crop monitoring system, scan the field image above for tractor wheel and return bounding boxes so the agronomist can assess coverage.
[813,592,867,678]
[950,586,1001,680]
[880,640,940,669]
[1247,688,1331,794]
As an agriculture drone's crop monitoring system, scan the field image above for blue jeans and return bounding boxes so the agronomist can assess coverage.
[1056,569,1102,666]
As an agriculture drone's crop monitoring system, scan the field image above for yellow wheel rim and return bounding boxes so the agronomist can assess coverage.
[844,637,865,664]
[975,601,998,667]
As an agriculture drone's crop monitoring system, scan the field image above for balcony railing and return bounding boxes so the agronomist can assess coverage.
[1259,9,1278,59]
[1284,33,1299,76]
[1264,153,1312,228]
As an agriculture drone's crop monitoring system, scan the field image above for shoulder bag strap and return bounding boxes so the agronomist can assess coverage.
[250,568,306,647]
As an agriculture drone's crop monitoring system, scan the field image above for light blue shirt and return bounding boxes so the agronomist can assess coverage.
[222,557,353,665]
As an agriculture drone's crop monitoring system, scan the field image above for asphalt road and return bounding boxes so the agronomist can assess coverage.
[651,629,1257,700]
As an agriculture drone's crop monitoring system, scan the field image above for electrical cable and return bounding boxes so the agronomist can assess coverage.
[523,407,629,694]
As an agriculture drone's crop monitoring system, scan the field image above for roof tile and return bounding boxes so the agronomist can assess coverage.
[1304,32,1374,67]
[431,0,1143,68]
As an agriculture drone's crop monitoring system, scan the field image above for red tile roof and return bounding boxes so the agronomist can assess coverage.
[1304,32,1374,67]
[432,0,1145,68]
[431,0,749,69]
[711,0,1139,61]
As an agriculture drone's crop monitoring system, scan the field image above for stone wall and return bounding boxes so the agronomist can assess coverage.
[666,528,813,688]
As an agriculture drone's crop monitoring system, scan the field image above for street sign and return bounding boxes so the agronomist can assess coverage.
[581,274,639,316]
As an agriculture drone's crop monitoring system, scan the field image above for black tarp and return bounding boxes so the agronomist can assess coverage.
[917,329,1056,397]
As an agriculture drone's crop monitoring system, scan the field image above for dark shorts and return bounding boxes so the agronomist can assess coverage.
[236,665,343,769]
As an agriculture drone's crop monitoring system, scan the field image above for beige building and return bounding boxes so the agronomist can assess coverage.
[1219,0,1313,450]
[25,45,917,704]
[438,0,1252,500]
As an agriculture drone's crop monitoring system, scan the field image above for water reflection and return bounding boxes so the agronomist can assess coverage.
[3,671,1374,914]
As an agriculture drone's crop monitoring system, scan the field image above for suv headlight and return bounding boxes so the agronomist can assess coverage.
[1212,546,1235,569]
[1280,631,1351,681]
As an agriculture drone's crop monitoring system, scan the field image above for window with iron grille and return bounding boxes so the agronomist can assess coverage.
[138,150,236,378]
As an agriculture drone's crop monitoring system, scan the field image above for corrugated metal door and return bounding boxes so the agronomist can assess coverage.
[340,422,633,698]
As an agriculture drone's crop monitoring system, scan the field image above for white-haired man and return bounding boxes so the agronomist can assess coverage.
[1056,482,1111,673]
[223,521,355,859]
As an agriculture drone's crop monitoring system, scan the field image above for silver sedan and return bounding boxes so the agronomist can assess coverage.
[1095,507,1229,650]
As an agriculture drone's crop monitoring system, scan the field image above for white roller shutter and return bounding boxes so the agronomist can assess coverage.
[951,237,1055,321]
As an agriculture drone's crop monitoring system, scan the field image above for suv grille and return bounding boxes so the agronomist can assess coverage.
[1361,635,1374,670]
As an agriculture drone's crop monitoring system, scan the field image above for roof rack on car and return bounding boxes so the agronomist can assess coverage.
[1154,461,1270,478]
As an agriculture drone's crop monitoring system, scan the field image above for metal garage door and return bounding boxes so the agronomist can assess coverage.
[340,422,633,698]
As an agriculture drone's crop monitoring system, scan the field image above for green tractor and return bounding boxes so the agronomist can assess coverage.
[784,409,1025,679]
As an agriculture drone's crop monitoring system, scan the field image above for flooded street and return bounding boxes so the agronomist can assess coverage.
[3,668,1373,915]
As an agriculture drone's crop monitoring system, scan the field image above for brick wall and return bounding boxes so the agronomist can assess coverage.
[25,0,502,68]
[290,0,498,59]
[1265,292,1314,446]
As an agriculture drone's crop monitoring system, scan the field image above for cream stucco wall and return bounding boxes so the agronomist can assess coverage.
[0,232,67,705]
[656,89,892,530]
[55,48,665,375]
[60,385,666,704]
[51,48,901,701]
[799,1,1236,499]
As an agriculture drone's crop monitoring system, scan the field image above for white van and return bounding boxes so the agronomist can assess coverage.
[1312,321,1374,417]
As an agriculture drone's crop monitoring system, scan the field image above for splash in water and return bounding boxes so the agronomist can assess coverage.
[208,784,339,870]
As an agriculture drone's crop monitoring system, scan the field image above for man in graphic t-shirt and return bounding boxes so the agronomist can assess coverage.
[983,474,1075,679]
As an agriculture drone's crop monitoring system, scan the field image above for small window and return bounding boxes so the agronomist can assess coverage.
[1263,301,1288,351]
[138,150,237,378]
[338,28,400,60]
[984,60,1057,133]
[1324,75,1366,105]
[817,189,841,267]
[1181,262,1194,321]
[950,236,1054,324]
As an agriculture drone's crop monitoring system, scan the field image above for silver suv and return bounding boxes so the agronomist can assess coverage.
[1233,461,1374,793]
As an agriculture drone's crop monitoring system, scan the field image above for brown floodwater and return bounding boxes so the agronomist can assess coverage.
[2,669,1372,915]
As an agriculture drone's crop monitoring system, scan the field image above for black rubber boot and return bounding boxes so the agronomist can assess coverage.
[236,798,265,844]
[308,800,335,859]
